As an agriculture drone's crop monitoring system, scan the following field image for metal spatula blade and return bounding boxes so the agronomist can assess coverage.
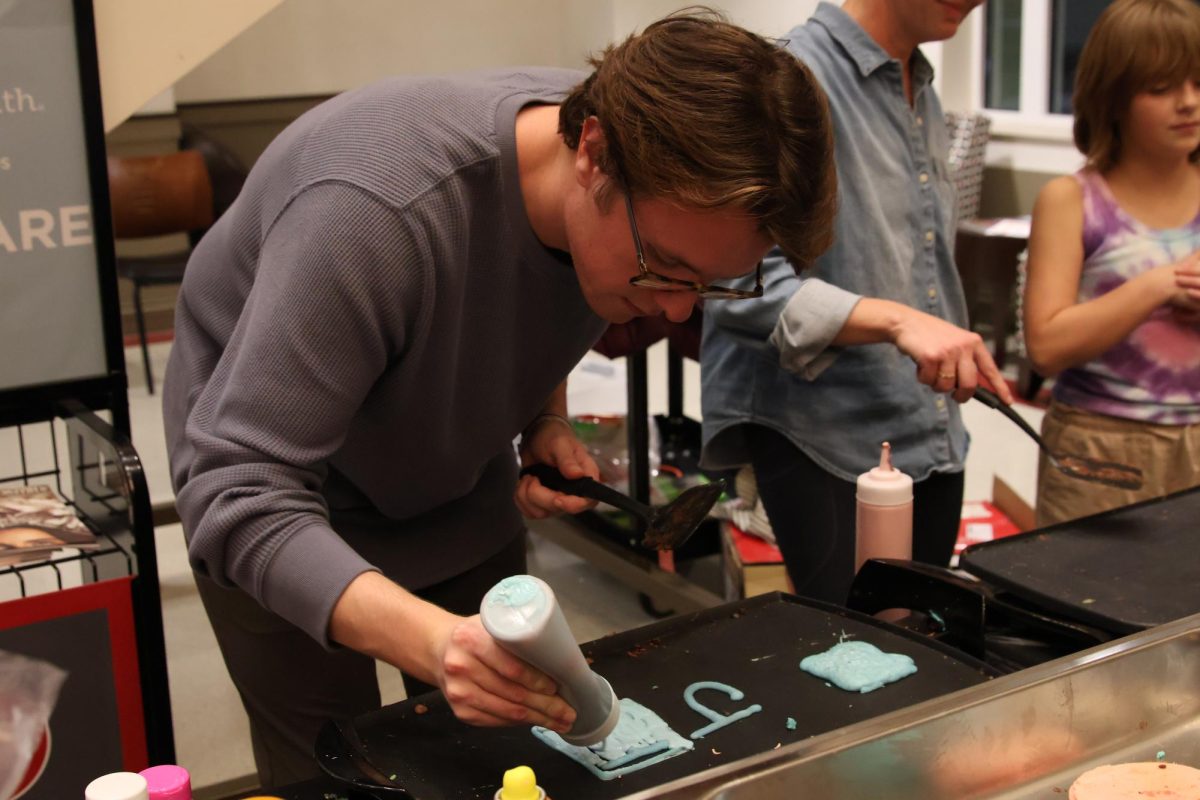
[316,719,412,796]
[1050,453,1144,491]
[972,387,1145,491]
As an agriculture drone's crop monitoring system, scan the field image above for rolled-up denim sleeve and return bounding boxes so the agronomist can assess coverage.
[769,278,861,380]
[703,249,800,339]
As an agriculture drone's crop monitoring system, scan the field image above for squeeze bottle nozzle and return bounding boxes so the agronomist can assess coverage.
[855,441,914,573]
[494,765,546,800]
[481,575,620,745]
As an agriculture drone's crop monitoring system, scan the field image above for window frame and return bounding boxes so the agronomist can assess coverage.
[949,1,1075,142]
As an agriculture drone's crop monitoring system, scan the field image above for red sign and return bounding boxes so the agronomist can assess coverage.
[0,577,147,798]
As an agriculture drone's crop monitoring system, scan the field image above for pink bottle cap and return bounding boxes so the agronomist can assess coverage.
[138,765,191,800]
[856,442,913,506]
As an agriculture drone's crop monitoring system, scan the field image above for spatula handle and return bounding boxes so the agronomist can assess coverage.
[519,463,650,518]
[972,387,1052,456]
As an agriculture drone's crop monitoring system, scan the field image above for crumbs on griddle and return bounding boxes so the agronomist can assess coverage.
[626,637,664,659]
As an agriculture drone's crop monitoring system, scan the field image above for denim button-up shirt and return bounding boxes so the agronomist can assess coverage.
[700,2,968,483]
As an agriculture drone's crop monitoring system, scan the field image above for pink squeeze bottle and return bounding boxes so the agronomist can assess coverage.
[855,442,913,573]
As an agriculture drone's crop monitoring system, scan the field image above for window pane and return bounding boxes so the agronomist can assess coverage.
[1049,0,1111,114]
[984,0,1023,110]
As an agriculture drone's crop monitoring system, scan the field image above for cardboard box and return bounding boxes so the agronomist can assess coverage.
[721,521,790,600]
[991,475,1035,532]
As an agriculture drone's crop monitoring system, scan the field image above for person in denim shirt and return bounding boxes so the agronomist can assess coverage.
[701,0,1013,604]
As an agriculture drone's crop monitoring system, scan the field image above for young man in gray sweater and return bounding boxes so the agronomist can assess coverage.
[163,11,835,783]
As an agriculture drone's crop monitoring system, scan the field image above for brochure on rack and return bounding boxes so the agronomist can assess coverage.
[0,486,99,566]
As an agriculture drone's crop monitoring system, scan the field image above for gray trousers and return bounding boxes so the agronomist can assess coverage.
[194,533,527,787]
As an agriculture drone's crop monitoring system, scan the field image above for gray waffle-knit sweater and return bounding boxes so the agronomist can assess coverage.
[162,69,607,646]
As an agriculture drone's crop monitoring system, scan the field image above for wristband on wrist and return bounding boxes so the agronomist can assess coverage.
[522,412,572,440]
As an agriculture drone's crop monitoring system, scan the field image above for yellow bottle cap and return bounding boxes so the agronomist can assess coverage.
[498,765,543,800]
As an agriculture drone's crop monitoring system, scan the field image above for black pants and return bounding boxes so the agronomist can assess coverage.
[195,533,527,787]
[744,425,963,606]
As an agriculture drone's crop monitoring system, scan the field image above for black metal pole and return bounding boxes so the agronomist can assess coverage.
[626,351,651,508]
[667,344,684,420]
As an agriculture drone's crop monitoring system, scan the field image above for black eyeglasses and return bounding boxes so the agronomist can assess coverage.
[623,192,764,300]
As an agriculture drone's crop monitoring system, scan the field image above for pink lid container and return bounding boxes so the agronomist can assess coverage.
[138,765,192,800]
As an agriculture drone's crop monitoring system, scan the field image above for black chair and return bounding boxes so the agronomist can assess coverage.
[107,128,247,394]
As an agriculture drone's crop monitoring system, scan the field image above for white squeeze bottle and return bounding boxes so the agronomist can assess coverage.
[855,442,913,572]
[480,575,620,746]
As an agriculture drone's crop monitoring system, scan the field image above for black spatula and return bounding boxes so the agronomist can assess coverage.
[520,463,725,550]
[972,386,1144,491]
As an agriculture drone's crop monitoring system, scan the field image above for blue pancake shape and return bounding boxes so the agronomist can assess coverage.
[799,640,917,693]
[532,697,693,780]
[683,681,762,739]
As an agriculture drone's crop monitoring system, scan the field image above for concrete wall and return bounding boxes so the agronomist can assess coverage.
[153,1,1060,215]
[174,0,570,103]
[115,2,1051,217]
[117,1,828,170]
[172,1,822,104]
[108,0,1060,331]
[980,166,1058,219]
[94,0,283,130]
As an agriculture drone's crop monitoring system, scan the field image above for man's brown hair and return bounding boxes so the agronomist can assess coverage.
[1074,0,1200,171]
[560,8,836,272]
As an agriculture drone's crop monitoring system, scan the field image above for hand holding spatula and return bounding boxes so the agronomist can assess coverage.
[519,463,725,551]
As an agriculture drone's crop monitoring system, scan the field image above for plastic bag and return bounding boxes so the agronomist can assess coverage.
[0,650,66,800]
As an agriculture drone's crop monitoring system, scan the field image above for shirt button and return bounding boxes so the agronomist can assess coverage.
[919,172,929,184]
[927,287,937,299]
[935,396,946,410]
[925,231,935,244]
[917,115,924,126]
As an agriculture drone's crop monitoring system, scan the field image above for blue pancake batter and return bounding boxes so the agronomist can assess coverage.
[683,681,763,739]
[799,640,917,693]
[487,575,542,607]
[532,697,693,780]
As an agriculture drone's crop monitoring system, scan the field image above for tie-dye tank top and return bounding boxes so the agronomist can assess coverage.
[1051,169,1200,424]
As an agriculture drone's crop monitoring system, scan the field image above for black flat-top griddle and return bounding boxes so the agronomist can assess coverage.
[960,485,1200,635]
[317,592,995,799]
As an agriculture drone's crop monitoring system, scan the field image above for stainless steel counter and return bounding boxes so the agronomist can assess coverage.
[628,612,1200,799]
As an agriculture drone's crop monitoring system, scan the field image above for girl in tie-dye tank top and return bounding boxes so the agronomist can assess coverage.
[1023,0,1200,527]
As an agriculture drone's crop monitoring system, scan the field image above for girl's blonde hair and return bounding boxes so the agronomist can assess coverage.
[1074,0,1200,171]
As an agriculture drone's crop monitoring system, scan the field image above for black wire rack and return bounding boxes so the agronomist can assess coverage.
[1,417,131,596]
[0,400,174,764]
